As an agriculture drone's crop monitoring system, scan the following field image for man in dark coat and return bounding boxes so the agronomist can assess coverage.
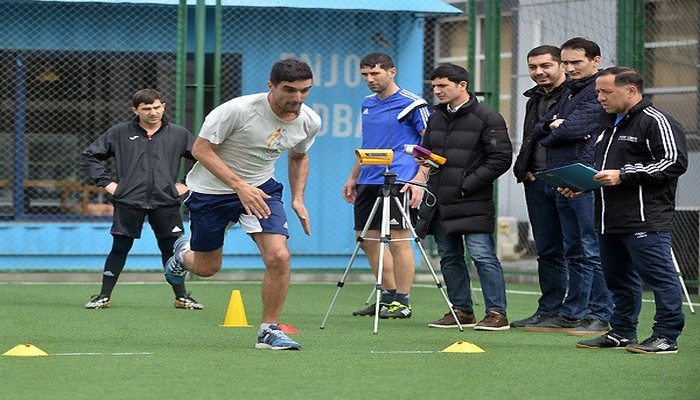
[414,64,512,330]
[525,38,613,334]
[510,45,569,328]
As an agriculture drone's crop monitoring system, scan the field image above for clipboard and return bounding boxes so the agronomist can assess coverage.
[533,163,603,192]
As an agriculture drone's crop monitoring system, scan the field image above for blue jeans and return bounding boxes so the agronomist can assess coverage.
[523,179,567,316]
[599,232,684,341]
[430,217,507,315]
[555,190,613,321]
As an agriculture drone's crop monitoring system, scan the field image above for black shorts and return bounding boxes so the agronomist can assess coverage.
[353,184,417,231]
[110,203,184,239]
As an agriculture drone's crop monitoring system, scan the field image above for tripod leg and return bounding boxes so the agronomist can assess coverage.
[321,196,384,329]
[671,249,696,314]
[373,194,393,335]
[364,286,375,305]
[392,197,464,331]
[320,241,362,329]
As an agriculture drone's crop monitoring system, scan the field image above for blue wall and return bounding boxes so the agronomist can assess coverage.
[0,3,428,270]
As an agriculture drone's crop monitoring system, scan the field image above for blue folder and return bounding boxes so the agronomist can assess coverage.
[533,163,603,192]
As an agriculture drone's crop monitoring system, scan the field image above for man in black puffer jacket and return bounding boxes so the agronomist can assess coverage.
[414,64,512,331]
[525,38,613,335]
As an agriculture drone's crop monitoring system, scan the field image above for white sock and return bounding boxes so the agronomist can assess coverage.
[260,323,274,332]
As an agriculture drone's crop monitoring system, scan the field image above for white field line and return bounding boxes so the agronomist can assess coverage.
[1,281,698,308]
[370,350,436,354]
[52,352,152,356]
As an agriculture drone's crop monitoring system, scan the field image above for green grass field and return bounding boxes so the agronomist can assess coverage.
[1,277,698,399]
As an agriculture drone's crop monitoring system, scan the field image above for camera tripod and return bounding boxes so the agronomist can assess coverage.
[320,169,464,334]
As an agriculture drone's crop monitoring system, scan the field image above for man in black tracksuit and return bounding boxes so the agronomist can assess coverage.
[414,64,512,331]
[81,89,202,310]
[574,67,688,354]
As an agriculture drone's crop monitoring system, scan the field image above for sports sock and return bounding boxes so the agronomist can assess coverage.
[260,323,274,333]
[99,235,134,297]
[158,236,188,298]
[380,289,397,304]
[395,293,410,306]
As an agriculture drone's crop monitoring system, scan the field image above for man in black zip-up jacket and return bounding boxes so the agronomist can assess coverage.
[81,89,202,310]
[414,64,511,331]
[510,45,569,328]
[574,67,687,353]
[525,38,613,334]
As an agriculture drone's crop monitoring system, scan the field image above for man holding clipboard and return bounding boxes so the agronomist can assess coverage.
[562,67,688,354]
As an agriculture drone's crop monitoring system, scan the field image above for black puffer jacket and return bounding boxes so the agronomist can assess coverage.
[595,97,688,234]
[81,116,194,209]
[534,73,603,168]
[416,95,512,236]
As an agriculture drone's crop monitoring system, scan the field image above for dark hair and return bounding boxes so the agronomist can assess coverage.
[599,66,644,92]
[360,52,395,70]
[269,59,313,85]
[132,89,163,108]
[527,45,561,62]
[430,63,470,85]
[561,37,601,59]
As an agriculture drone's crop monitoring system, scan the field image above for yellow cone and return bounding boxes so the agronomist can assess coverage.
[441,341,485,353]
[219,290,252,327]
[3,343,49,357]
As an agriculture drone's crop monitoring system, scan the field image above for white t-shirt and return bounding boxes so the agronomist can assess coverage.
[187,92,321,194]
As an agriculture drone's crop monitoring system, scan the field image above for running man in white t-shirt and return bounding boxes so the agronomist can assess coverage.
[164,59,321,350]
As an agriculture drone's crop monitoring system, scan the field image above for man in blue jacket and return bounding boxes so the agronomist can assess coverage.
[525,38,613,334]
[81,89,202,310]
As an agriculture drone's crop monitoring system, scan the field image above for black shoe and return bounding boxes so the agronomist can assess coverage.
[175,295,204,310]
[510,313,547,328]
[576,331,637,349]
[85,294,111,309]
[625,337,678,354]
[352,302,389,316]
[523,315,581,332]
[378,301,412,319]
[567,317,610,336]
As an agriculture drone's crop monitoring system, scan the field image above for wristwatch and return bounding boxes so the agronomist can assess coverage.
[619,167,627,182]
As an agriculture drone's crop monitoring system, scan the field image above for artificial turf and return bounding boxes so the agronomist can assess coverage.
[1,277,698,399]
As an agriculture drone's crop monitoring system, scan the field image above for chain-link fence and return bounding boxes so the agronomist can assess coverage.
[1,0,698,284]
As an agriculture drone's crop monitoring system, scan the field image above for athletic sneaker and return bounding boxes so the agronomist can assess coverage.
[428,309,477,328]
[255,325,301,350]
[164,235,190,285]
[85,294,111,309]
[174,295,204,310]
[474,311,510,331]
[576,331,637,349]
[378,301,412,319]
[523,315,581,332]
[352,302,390,317]
[625,337,678,354]
[566,317,609,336]
[510,313,547,328]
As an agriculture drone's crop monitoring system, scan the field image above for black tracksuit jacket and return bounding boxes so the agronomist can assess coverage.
[594,97,688,234]
[81,116,194,209]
